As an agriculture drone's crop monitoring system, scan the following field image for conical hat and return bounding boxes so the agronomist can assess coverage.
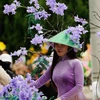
[48,30,81,50]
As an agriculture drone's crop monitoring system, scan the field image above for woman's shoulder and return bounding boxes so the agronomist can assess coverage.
[68,58,82,68]
[69,58,81,63]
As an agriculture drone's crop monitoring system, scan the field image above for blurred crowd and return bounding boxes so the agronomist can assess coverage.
[0,41,57,100]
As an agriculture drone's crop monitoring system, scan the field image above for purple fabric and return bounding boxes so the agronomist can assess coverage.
[33,56,86,100]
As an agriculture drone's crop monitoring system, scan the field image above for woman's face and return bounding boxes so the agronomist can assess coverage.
[54,43,68,57]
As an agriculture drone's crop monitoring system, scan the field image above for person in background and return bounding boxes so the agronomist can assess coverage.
[0,65,11,86]
[0,53,16,78]
[12,61,31,77]
[0,54,11,90]
[30,30,86,100]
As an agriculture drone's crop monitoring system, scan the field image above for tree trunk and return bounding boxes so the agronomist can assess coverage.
[89,0,100,99]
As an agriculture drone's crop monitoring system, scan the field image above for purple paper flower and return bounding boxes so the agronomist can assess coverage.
[13,0,21,7]
[0,74,46,99]
[46,0,68,16]
[10,47,27,57]
[19,89,33,100]
[29,0,38,4]
[20,47,27,55]
[3,3,17,15]
[53,3,68,16]
[15,56,24,63]
[10,50,21,56]
[35,24,43,31]
[27,6,36,13]
[34,2,40,9]
[34,10,51,20]
[74,15,88,25]
[65,24,88,48]
[30,34,44,45]
[16,49,22,56]
[46,0,56,6]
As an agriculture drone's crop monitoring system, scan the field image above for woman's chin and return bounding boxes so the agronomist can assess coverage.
[57,53,64,57]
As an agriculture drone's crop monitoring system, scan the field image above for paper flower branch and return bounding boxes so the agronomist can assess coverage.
[0,74,47,100]
[2,0,88,99]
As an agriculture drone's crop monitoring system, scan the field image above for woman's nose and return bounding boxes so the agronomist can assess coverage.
[57,45,62,48]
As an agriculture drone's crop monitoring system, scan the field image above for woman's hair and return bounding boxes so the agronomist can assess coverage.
[50,47,77,90]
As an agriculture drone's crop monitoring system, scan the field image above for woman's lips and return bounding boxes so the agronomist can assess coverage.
[57,50,62,53]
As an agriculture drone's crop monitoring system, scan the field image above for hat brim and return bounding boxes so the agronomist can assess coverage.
[48,30,81,50]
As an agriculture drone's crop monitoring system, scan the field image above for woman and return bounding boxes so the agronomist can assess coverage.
[0,53,16,78]
[30,30,86,100]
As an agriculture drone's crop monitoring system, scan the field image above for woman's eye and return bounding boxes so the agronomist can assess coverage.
[61,44,64,46]
[55,43,58,46]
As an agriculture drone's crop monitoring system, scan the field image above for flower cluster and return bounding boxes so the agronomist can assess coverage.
[3,0,67,16]
[46,0,68,16]
[3,0,68,63]
[3,0,21,15]
[0,74,47,100]
[65,15,88,48]
[29,24,43,34]
[11,47,27,56]
[74,15,88,26]
[30,34,44,45]
[3,0,67,48]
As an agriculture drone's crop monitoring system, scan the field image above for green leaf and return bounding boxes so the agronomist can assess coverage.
[31,67,39,77]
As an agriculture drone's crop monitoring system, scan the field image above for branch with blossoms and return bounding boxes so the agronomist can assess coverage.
[3,0,88,70]
[0,73,47,100]
[3,0,68,67]
[65,15,88,51]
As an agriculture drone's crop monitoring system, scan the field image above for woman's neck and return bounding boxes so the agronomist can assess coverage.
[59,55,69,61]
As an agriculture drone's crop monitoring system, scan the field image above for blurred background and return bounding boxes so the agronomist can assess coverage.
[0,0,93,100]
